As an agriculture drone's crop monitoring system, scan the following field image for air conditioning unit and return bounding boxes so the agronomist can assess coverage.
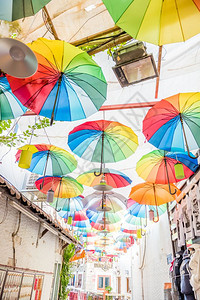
[112,42,158,87]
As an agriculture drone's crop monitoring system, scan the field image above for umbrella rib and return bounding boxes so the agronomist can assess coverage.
[174,0,185,42]
[40,39,61,71]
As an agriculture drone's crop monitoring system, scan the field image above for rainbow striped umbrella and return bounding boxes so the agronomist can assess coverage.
[86,210,122,224]
[102,0,200,45]
[136,150,198,184]
[50,196,84,212]
[143,93,200,157]
[7,38,107,124]
[91,222,121,232]
[0,75,26,120]
[16,144,77,176]
[127,199,167,218]
[77,168,132,188]
[35,176,83,198]
[83,191,126,213]
[59,210,88,221]
[68,120,138,174]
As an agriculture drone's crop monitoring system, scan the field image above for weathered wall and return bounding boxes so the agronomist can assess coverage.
[0,195,62,300]
[131,212,173,300]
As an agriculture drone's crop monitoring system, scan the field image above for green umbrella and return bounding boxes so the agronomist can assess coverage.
[0,0,51,21]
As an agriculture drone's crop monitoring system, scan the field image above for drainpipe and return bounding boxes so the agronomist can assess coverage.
[12,212,21,269]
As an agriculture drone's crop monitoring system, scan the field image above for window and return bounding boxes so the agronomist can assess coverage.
[97,276,111,290]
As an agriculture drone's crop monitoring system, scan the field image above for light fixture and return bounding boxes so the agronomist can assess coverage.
[112,42,158,87]
[84,4,96,12]
[96,206,111,212]
[93,177,113,191]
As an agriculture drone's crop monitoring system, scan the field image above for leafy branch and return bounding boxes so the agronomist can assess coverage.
[0,118,51,147]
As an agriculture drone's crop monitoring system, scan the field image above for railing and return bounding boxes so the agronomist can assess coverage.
[0,268,44,299]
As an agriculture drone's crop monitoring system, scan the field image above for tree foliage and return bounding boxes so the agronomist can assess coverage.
[59,244,75,300]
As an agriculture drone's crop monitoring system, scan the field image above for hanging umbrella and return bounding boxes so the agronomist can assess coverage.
[16,144,77,176]
[83,191,126,213]
[35,176,83,198]
[50,196,83,212]
[77,168,132,188]
[68,120,138,175]
[0,0,51,21]
[72,219,91,229]
[7,38,107,124]
[129,182,181,221]
[136,150,198,194]
[0,75,27,120]
[102,0,200,45]
[143,93,200,158]
[127,199,167,221]
[120,228,137,235]
[59,210,88,221]
[86,210,122,225]
[91,221,121,232]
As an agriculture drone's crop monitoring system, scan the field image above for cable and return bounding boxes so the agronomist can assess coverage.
[68,9,107,42]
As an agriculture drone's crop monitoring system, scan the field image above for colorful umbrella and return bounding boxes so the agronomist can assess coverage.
[59,210,88,221]
[129,183,180,205]
[83,191,126,213]
[72,219,91,229]
[7,38,107,124]
[35,176,83,198]
[143,93,200,157]
[91,222,121,232]
[50,196,84,212]
[77,168,132,188]
[86,210,122,224]
[120,228,137,235]
[16,144,77,176]
[0,75,26,120]
[136,150,198,184]
[0,0,51,21]
[129,182,181,221]
[102,0,200,45]
[136,150,198,194]
[127,199,167,220]
[68,120,138,174]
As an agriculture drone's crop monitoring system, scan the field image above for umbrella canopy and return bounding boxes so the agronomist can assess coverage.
[77,168,132,188]
[136,150,198,184]
[83,191,126,213]
[7,38,107,124]
[0,0,51,21]
[68,120,138,164]
[50,196,84,212]
[129,182,181,206]
[124,214,143,226]
[86,210,122,224]
[0,75,26,120]
[91,222,121,232]
[35,176,83,198]
[16,144,77,176]
[72,219,91,229]
[102,0,200,45]
[120,228,137,235]
[143,93,200,156]
[59,210,88,221]
[127,199,167,218]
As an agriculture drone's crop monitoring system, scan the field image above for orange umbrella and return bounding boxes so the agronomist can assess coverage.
[129,182,181,222]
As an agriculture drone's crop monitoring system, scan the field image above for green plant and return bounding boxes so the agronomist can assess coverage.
[105,286,112,293]
[59,244,75,300]
[0,118,51,147]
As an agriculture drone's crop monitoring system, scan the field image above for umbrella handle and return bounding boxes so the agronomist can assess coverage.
[141,228,145,236]
[153,205,160,223]
[180,113,199,159]
[168,182,177,195]
[164,158,177,195]
[55,208,61,212]
[94,163,103,177]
